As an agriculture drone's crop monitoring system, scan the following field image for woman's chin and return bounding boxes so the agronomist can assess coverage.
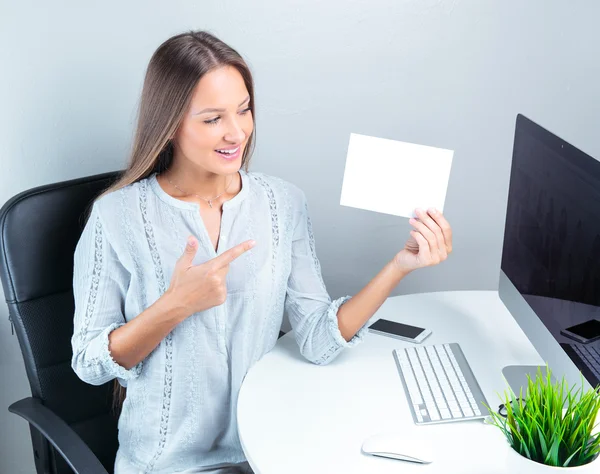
[204,161,241,177]
[214,152,243,171]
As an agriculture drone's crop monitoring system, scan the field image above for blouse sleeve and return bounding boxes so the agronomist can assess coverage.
[70,202,142,386]
[284,191,368,365]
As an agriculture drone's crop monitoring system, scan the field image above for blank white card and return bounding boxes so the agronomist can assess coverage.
[340,133,453,218]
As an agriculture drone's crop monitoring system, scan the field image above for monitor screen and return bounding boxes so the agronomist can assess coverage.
[500,114,600,387]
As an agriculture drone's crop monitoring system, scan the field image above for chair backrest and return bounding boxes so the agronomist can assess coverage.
[0,172,122,474]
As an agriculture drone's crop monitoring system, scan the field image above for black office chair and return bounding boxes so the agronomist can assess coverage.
[0,171,122,474]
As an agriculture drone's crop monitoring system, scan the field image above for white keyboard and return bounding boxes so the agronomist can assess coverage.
[393,343,489,425]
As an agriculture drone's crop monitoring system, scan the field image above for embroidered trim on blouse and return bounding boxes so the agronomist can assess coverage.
[315,296,353,364]
[78,215,103,345]
[119,187,148,453]
[304,199,328,293]
[252,174,280,261]
[275,178,294,342]
[243,185,259,365]
[164,205,201,453]
[121,188,148,309]
[252,174,281,344]
[140,180,173,472]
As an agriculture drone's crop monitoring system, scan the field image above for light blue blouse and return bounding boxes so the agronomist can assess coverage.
[71,170,367,473]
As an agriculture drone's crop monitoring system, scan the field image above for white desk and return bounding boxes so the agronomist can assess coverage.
[237,291,598,473]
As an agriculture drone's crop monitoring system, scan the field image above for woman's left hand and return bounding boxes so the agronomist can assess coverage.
[392,207,453,274]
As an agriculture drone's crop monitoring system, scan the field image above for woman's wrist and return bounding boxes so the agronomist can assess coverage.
[386,259,413,284]
[158,289,191,324]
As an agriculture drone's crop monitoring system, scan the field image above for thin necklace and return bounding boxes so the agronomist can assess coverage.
[166,174,234,208]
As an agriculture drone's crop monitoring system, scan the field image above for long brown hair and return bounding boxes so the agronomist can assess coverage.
[108,30,257,413]
[102,30,256,199]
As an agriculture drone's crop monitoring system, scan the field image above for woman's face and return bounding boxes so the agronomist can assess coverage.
[173,66,254,175]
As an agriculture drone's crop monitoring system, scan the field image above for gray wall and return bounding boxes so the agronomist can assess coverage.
[1,1,599,472]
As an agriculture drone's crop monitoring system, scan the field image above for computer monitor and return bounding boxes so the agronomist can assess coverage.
[498,114,600,394]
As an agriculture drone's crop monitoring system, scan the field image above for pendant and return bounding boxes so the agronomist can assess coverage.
[208,200,213,208]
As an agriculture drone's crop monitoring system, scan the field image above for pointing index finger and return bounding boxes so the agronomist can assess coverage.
[210,240,256,269]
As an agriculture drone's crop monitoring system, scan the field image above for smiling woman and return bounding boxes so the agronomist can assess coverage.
[101,32,257,199]
[162,67,254,209]
[70,30,453,474]
[172,68,253,173]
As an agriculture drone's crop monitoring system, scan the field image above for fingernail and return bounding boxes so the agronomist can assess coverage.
[187,236,196,247]
[249,240,256,247]
[429,208,437,214]
[409,218,416,224]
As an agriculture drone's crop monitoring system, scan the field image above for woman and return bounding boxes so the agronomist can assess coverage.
[71,30,453,474]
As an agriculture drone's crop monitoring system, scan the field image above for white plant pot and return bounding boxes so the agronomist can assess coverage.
[507,442,599,471]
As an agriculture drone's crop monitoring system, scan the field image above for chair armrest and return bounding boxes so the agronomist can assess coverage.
[9,397,109,474]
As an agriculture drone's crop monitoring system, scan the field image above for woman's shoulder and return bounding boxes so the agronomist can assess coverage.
[90,177,154,238]
[92,176,151,214]
[88,178,152,246]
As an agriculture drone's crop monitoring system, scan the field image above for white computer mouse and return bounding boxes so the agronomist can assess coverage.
[362,432,435,464]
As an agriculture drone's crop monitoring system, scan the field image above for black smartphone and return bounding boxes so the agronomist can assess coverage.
[560,319,600,344]
[368,318,432,344]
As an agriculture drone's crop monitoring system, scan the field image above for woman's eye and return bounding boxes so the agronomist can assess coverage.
[204,108,250,125]
[204,117,220,125]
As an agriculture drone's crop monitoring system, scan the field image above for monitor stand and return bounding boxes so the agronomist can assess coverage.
[502,365,553,396]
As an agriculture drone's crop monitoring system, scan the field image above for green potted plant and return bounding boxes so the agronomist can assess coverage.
[486,367,600,468]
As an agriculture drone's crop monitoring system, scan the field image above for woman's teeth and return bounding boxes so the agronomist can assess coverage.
[216,147,239,155]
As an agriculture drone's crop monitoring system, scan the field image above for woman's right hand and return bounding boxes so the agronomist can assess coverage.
[165,236,256,318]
[105,235,255,371]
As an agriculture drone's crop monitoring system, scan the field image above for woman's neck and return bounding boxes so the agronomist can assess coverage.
[164,162,238,200]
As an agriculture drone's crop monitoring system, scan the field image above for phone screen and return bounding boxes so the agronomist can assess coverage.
[369,319,425,339]
[564,319,600,339]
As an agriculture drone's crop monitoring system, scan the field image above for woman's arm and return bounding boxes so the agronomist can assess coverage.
[108,236,254,369]
[284,192,453,365]
[71,205,144,385]
[72,206,254,384]
[335,262,410,342]
[336,207,453,341]
[105,293,187,370]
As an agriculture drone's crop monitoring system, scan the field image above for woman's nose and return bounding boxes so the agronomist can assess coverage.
[224,118,245,143]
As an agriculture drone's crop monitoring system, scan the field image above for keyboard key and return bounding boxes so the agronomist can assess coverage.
[427,405,441,421]
[448,402,462,417]
[401,369,423,404]
[570,344,600,379]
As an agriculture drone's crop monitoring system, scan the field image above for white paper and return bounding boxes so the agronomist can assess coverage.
[340,133,453,218]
